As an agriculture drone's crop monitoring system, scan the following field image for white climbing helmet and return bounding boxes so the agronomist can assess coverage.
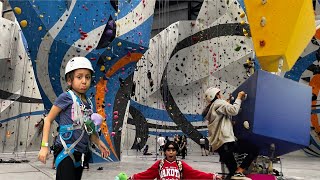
[65,57,94,75]
[204,87,220,102]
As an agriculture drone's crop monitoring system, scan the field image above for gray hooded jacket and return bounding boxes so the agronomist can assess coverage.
[204,98,242,150]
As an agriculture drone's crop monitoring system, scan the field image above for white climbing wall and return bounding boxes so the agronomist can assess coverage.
[0,17,50,153]
[1,0,319,158]
[128,0,254,153]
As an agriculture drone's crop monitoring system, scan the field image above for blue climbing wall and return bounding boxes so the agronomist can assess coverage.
[232,70,311,156]
[9,0,156,162]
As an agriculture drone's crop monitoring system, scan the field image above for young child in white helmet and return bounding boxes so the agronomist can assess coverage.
[202,87,259,180]
[38,57,110,180]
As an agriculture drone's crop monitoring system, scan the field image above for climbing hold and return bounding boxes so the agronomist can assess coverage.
[260,40,266,47]
[242,28,247,34]
[243,121,250,129]
[315,28,320,40]
[14,7,22,15]
[107,56,112,60]
[100,65,105,71]
[20,20,28,28]
[260,17,267,27]
[111,132,116,137]
[38,26,42,31]
[240,12,246,18]
[240,20,245,25]
[39,14,44,18]
[114,115,119,120]
[261,0,267,5]
[235,45,241,51]
[117,42,122,46]
[114,111,118,115]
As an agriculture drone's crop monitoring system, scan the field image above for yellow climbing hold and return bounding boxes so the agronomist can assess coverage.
[117,42,122,46]
[100,65,105,71]
[39,14,44,18]
[20,20,28,28]
[242,28,247,34]
[107,56,112,61]
[38,26,42,31]
[14,7,22,15]
[240,21,246,25]
[244,0,315,72]
[240,12,246,18]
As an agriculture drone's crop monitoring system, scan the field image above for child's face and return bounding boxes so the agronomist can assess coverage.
[68,68,91,94]
[165,145,177,162]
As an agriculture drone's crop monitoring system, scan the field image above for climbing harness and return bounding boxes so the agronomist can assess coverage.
[55,90,96,168]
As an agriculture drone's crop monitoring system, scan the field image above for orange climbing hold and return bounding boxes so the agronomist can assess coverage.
[314,27,320,40]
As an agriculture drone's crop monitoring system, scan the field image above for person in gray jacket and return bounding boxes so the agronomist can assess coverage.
[202,87,259,180]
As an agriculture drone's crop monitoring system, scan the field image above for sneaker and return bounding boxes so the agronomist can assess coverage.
[231,172,251,180]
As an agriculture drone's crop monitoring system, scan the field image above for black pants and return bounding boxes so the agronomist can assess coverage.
[54,145,84,180]
[217,139,259,176]
[136,143,141,152]
[181,148,187,159]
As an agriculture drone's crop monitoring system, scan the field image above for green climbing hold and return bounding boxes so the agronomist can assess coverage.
[235,45,241,51]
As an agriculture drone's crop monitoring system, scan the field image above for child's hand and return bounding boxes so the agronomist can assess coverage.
[38,147,49,164]
[237,91,246,100]
[214,175,222,180]
[98,141,110,158]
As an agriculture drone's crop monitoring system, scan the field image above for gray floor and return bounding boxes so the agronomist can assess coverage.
[0,151,319,180]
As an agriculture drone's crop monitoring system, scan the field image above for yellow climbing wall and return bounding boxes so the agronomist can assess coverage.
[244,0,315,72]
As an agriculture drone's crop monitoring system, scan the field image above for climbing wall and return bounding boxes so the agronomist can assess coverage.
[1,0,320,159]
[282,0,320,157]
[126,0,255,152]
[125,0,320,157]
[7,0,156,162]
[0,16,47,153]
